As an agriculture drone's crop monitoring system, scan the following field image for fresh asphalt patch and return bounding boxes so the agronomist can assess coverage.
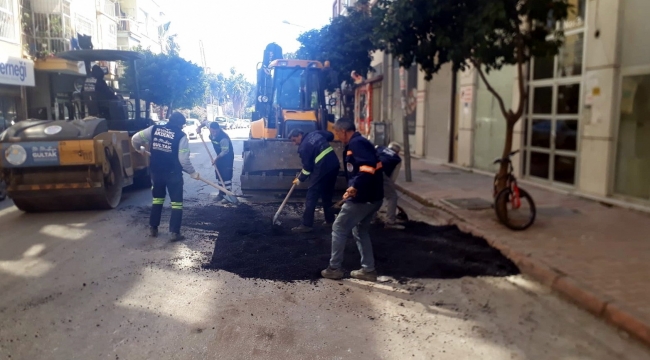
[181,202,519,282]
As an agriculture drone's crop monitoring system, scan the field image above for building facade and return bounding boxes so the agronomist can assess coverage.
[116,0,165,52]
[0,0,36,131]
[337,0,650,210]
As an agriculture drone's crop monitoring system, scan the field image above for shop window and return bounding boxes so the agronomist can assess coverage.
[533,56,554,80]
[614,74,650,199]
[557,84,580,114]
[532,87,553,114]
[530,152,550,179]
[531,119,552,148]
[555,120,578,151]
[554,155,576,184]
[557,33,584,78]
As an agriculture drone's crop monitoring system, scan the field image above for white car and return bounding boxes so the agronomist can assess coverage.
[183,118,200,139]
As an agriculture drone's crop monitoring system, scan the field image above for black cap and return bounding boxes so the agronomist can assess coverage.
[209,121,221,129]
[167,112,186,127]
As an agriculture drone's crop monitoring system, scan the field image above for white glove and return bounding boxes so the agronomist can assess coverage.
[190,172,200,180]
[137,146,147,155]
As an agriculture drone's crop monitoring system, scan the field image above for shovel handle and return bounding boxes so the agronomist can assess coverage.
[199,177,239,197]
[200,134,228,188]
[273,183,297,223]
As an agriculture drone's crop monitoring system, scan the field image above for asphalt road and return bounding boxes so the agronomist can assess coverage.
[0,127,649,359]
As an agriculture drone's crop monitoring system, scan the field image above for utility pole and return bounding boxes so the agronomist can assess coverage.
[399,67,412,182]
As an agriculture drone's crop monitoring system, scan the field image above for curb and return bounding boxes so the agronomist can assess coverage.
[395,182,650,348]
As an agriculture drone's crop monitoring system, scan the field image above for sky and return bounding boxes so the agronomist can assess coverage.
[157,0,333,82]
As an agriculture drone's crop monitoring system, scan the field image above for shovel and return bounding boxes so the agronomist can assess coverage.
[272,182,297,226]
[199,134,239,204]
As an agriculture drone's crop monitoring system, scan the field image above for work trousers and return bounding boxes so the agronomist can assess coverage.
[303,168,338,227]
[330,200,382,271]
[215,160,233,197]
[382,173,398,224]
[150,171,184,234]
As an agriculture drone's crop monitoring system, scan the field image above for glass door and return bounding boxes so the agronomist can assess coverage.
[524,7,585,187]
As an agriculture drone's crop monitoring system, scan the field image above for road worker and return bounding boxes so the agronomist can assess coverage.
[208,121,234,203]
[376,142,404,230]
[288,129,340,233]
[321,117,383,281]
[132,112,200,241]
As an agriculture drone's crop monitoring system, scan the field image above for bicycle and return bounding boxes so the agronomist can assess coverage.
[492,150,536,231]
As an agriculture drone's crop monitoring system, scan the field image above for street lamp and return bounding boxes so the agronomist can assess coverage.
[281,20,306,28]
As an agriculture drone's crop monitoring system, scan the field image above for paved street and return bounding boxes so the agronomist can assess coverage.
[0,128,649,359]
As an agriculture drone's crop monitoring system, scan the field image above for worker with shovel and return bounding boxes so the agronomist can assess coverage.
[208,122,234,203]
[287,129,340,233]
[322,117,384,282]
[376,142,405,230]
[131,112,201,242]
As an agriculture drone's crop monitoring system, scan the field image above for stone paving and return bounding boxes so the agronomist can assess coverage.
[395,157,650,346]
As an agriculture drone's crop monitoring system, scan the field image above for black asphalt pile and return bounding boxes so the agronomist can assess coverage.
[183,203,519,282]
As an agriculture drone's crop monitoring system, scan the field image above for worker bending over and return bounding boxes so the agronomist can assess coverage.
[208,122,234,203]
[376,142,404,230]
[322,117,383,282]
[288,129,340,233]
[132,112,200,241]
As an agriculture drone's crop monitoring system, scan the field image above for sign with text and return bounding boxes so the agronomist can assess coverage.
[0,56,35,87]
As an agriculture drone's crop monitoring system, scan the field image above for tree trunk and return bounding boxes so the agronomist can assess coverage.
[495,116,516,193]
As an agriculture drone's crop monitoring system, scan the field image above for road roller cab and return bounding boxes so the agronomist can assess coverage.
[0,49,152,212]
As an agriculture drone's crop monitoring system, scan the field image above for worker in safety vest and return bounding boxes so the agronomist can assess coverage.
[132,112,200,241]
[208,121,234,202]
[321,117,383,282]
[376,142,404,230]
[288,129,340,233]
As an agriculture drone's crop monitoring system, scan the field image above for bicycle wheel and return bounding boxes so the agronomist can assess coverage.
[494,187,536,231]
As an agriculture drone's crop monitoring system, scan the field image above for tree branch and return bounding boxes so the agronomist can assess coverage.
[472,59,510,119]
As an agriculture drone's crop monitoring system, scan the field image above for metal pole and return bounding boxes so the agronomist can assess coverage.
[399,67,412,182]
[133,60,141,120]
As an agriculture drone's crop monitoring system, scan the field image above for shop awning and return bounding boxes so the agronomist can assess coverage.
[34,58,86,77]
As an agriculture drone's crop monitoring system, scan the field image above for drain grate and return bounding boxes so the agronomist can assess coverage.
[441,197,493,210]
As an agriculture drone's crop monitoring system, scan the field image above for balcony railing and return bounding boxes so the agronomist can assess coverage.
[118,17,139,33]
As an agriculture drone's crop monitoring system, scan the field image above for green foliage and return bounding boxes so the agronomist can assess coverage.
[372,0,570,79]
[122,48,207,115]
[207,68,254,118]
[296,0,378,89]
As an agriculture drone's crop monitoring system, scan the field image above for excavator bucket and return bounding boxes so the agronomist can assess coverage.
[240,139,348,195]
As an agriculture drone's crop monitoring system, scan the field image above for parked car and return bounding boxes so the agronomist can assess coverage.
[227,118,237,129]
[214,116,229,129]
[183,118,200,139]
[237,118,251,128]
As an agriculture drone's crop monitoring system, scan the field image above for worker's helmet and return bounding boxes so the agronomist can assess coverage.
[388,142,402,153]
[167,112,186,127]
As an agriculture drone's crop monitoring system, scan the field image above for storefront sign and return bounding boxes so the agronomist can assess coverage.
[0,56,35,87]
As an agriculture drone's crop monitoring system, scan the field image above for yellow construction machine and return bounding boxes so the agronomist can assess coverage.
[0,49,152,212]
[241,43,347,195]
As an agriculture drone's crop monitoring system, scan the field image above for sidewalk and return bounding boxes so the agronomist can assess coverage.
[395,157,650,347]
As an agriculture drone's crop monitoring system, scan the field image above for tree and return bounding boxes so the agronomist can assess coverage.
[296,0,378,117]
[225,67,254,118]
[373,0,570,189]
[207,72,227,105]
[283,51,298,59]
[123,48,207,117]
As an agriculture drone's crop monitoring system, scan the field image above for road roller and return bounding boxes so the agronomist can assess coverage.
[0,49,152,212]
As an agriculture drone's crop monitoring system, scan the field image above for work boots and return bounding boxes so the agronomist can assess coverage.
[170,233,185,242]
[321,266,344,280]
[149,226,158,237]
[350,269,378,282]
